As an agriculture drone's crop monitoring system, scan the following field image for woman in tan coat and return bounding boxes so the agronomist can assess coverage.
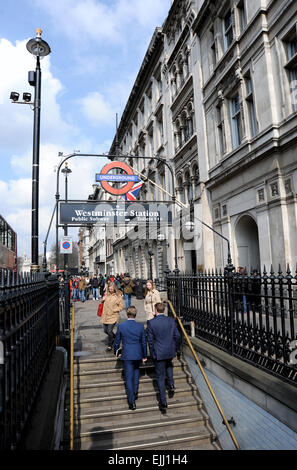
[144,280,161,322]
[101,282,125,351]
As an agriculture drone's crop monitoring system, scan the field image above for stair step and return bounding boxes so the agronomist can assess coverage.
[76,407,209,439]
[73,362,189,382]
[74,355,186,370]
[76,421,217,450]
[75,409,209,443]
[70,376,196,405]
[73,369,192,390]
[71,386,200,409]
[71,400,203,427]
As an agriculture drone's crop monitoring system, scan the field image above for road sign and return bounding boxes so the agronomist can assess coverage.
[96,161,141,196]
[60,236,73,254]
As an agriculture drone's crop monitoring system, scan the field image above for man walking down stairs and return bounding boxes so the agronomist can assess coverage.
[65,298,221,451]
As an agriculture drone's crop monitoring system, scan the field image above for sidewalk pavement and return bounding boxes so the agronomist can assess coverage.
[72,295,149,358]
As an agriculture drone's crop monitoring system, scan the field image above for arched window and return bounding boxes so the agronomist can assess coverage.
[183,46,190,78]
[184,171,193,205]
[175,119,182,150]
[177,56,184,88]
[177,176,185,204]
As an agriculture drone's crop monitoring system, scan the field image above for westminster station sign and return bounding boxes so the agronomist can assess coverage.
[59,201,172,226]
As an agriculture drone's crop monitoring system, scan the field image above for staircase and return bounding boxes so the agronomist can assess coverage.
[68,354,221,450]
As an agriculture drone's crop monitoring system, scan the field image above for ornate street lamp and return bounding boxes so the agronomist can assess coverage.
[26,28,51,272]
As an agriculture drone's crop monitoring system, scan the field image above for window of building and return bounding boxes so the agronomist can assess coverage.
[222,9,234,52]
[148,128,154,158]
[178,56,184,89]
[216,102,226,155]
[184,48,190,79]
[185,172,193,205]
[257,188,265,203]
[155,70,163,102]
[229,93,242,149]
[156,112,164,148]
[245,74,258,137]
[174,119,183,151]
[270,182,279,197]
[237,0,246,34]
[146,86,152,118]
[210,26,217,70]
[285,28,297,111]
[139,100,144,128]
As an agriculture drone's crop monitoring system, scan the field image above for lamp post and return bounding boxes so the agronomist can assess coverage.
[26,28,51,272]
[61,162,72,276]
[148,250,153,280]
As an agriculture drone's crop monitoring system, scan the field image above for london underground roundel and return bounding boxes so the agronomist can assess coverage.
[97,161,139,196]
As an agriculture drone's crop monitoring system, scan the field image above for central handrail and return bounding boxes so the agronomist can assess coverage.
[70,304,75,451]
[168,300,240,451]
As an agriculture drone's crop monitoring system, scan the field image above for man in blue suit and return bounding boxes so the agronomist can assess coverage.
[147,302,181,410]
[114,306,147,410]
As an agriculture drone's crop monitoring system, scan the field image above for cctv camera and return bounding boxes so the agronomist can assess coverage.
[23,93,32,102]
[10,92,19,102]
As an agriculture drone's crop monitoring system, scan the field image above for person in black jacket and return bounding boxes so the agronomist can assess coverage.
[91,275,99,300]
[98,274,105,298]
[147,302,181,410]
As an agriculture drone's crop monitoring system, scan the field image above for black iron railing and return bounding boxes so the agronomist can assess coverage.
[0,270,60,450]
[166,266,297,386]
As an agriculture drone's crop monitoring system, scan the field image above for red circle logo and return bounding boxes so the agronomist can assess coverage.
[99,161,136,196]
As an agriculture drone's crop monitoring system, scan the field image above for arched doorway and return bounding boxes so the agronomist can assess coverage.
[235,215,260,272]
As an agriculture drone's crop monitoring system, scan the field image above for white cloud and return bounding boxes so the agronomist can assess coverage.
[0,38,76,153]
[78,91,115,127]
[32,0,171,47]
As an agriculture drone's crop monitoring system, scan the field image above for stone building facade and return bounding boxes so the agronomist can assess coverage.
[83,0,297,276]
[193,0,297,272]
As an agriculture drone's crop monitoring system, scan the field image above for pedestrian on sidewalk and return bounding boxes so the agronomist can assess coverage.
[98,273,105,298]
[147,302,181,411]
[91,274,99,300]
[101,281,125,352]
[78,276,86,302]
[85,275,90,300]
[113,306,147,410]
[121,273,134,310]
[144,280,161,322]
[72,276,79,302]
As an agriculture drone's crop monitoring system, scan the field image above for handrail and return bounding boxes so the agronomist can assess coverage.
[70,304,75,450]
[168,300,240,451]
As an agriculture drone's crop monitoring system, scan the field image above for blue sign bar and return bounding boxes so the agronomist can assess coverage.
[96,174,140,183]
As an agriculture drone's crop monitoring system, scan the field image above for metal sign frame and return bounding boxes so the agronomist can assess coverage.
[42,152,180,274]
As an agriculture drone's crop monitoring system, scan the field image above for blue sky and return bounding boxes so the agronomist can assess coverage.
[0,0,171,257]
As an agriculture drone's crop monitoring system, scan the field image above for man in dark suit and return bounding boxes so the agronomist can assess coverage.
[147,302,181,411]
[114,306,147,410]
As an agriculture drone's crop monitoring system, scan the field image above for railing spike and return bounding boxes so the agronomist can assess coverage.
[263,265,267,275]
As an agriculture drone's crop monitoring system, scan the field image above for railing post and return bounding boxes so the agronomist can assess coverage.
[225,261,235,356]
[164,265,171,316]
[64,279,70,335]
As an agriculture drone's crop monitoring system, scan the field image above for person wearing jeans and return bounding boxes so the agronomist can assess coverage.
[78,276,86,303]
[121,274,134,310]
[91,274,99,300]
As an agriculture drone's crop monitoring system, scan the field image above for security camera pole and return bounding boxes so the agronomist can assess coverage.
[26,29,51,272]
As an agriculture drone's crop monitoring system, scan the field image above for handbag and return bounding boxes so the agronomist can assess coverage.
[97,301,104,317]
